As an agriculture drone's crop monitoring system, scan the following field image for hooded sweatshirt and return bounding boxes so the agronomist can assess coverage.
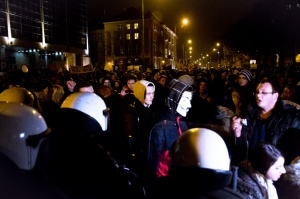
[167,78,193,112]
[148,78,193,178]
[133,80,155,106]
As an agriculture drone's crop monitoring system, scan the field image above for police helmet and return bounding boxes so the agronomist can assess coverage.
[0,102,50,170]
[0,87,35,107]
[172,128,230,170]
[60,92,109,131]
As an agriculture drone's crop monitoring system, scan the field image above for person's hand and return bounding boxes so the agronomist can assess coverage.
[66,80,76,92]
[231,116,242,137]
[120,89,127,96]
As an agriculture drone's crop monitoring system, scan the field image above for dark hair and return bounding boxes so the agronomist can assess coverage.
[101,77,112,85]
[158,74,167,81]
[73,81,93,93]
[258,77,279,94]
[126,74,137,82]
[249,142,284,175]
[151,69,160,77]
[196,77,208,87]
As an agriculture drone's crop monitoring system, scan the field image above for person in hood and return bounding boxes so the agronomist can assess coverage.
[147,78,193,180]
[112,80,156,179]
[132,80,156,163]
[133,80,155,108]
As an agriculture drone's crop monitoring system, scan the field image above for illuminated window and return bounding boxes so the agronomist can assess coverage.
[134,33,139,39]
[153,24,157,31]
[134,23,138,29]
[126,34,130,40]
[118,24,122,30]
[126,24,130,29]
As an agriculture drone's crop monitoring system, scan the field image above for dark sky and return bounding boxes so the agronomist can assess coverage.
[86,0,261,56]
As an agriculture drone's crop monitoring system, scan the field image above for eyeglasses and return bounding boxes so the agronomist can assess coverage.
[254,91,275,95]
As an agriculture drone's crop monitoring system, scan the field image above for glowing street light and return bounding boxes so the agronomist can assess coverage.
[175,18,189,34]
[213,48,220,63]
[182,18,189,27]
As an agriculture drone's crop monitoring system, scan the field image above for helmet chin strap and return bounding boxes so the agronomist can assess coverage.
[25,128,51,148]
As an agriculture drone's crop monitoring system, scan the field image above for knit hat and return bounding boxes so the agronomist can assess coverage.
[167,78,193,112]
[178,74,195,86]
[238,69,252,82]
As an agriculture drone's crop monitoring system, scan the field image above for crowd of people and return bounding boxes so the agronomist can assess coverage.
[0,66,300,198]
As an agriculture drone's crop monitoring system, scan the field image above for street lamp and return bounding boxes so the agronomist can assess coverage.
[142,0,145,69]
[174,18,189,34]
[215,42,221,64]
[213,48,220,63]
[174,18,189,67]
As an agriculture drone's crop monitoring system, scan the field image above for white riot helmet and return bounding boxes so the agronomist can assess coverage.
[61,92,109,131]
[0,87,35,107]
[172,128,230,171]
[0,102,50,170]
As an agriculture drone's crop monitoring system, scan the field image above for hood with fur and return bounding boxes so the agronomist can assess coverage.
[133,80,155,105]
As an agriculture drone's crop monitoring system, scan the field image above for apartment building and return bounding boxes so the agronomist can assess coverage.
[89,7,177,72]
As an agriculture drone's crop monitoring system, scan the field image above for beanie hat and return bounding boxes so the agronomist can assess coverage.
[238,69,252,82]
[167,78,193,112]
[178,74,195,86]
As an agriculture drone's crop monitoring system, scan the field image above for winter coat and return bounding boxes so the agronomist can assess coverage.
[147,107,189,179]
[147,166,246,199]
[237,161,269,199]
[233,99,300,163]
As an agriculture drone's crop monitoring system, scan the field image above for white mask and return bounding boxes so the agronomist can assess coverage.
[176,91,192,117]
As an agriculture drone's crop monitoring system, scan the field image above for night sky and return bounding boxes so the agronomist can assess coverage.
[86,0,262,57]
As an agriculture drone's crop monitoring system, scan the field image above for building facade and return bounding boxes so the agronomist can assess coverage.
[0,0,89,72]
[89,7,177,72]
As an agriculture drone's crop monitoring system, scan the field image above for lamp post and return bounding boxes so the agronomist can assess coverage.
[142,0,145,70]
[175,18,189,66]
[215,42,221,64]
[174,18,189,35]
[213,48,220,64]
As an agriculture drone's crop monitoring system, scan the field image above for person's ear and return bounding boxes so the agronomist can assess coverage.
[274,92,279,100]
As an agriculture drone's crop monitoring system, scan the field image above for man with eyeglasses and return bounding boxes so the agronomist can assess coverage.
[230,77,300,165]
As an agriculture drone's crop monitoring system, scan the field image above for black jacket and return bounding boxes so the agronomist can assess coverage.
[147,106,189,179]
[147,166,246,199]
[232,99,300,164]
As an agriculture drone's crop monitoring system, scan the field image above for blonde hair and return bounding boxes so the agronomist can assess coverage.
[52,84,65,104]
